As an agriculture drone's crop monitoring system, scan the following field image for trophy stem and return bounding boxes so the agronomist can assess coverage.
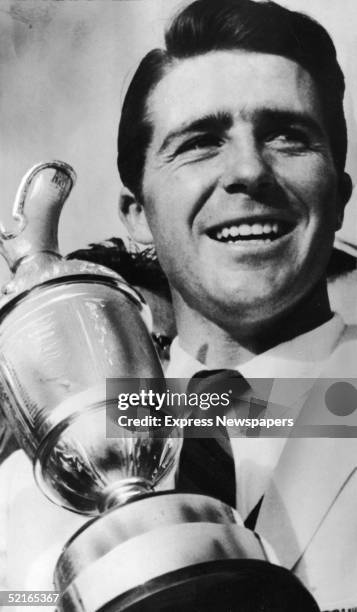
[99,477,154,512]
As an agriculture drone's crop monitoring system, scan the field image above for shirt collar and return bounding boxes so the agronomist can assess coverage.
[166,314,346,408]
[166,313,345,384]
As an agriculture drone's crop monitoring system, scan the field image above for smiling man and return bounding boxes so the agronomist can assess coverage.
[0,1,356,610]
[118,0,357,608]
[125,52,340,353]
[120,3,351,362]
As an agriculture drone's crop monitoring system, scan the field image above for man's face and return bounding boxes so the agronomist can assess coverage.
[139,51,344,328]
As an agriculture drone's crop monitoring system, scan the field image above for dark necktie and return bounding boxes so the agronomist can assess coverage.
[176,369,249,509]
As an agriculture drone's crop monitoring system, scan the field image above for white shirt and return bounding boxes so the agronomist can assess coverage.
[166,314,346,519]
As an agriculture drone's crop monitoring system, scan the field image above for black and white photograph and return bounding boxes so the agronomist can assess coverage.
[0,1,356,611]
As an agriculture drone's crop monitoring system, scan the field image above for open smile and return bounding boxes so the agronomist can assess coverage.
[206,218,296,245]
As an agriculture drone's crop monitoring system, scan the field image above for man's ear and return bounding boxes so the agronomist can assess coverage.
[119,186,154,245]
[336,172,353,230]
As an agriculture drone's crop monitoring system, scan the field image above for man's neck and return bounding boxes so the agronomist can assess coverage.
[173,282,333,368]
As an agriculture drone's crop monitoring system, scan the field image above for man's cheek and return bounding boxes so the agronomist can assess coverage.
[299,161,337,195]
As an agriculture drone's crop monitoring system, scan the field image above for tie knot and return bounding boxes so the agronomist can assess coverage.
[187,368,250,398]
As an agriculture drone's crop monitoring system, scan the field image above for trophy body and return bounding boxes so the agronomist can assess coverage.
[0,162,178,516]
[0,162,317,612]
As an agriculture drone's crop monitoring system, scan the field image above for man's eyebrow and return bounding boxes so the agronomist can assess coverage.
[158,111,232,154]
[255,108,325,137]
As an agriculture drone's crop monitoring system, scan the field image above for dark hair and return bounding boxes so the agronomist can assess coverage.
[67,237,171,299]
[117,0,347,198]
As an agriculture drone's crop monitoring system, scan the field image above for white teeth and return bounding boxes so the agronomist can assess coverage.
[252,223,263,235]
[214,221,281,240]
[239,224,251,236]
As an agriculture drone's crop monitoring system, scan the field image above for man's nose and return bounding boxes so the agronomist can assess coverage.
[220,135,274,195]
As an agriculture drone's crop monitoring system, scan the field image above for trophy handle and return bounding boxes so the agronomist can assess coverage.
[0,161,76,270]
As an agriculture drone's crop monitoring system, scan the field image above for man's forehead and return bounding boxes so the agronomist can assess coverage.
[146,50,322,140]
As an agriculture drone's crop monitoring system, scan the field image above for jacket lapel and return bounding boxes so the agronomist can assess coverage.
[256,435,356,568]
[256,326,357,568]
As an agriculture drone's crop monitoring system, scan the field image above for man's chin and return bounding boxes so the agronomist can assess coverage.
[191,289,283,327]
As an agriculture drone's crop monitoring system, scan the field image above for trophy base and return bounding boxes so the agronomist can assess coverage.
[91,559,319,612]
[55,493,318,612]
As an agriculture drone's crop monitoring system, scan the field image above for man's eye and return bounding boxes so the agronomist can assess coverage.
[266,129,310,150]
[175,134,222,155]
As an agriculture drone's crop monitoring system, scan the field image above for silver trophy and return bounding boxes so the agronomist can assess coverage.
[0,163,314,612]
